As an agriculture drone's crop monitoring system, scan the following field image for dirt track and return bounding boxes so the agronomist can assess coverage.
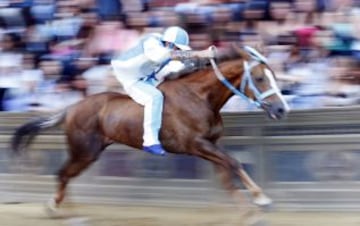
[0,203,359,226]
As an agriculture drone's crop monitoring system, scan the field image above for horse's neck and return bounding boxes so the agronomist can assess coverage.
[183,59,244,112]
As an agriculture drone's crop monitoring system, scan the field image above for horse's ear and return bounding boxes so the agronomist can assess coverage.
[231,42,251,61]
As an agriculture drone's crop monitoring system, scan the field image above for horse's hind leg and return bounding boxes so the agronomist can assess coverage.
[46,156,97,216]
[55,157,95,205]
[46,134,105,216]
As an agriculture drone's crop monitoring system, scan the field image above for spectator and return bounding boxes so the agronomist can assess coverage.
[83,20,140,58]
[0,34,24,111]
[0,0,360,112]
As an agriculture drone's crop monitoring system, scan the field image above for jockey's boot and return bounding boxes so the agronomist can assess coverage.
[143,144,166,156]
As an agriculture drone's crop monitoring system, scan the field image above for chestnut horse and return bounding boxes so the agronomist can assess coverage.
[11,45,288,213]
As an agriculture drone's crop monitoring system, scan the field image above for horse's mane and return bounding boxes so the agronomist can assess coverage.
[216,46,240,62]
[165,46,241,80]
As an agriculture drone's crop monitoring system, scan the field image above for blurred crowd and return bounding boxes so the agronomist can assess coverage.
[1,0,360,112]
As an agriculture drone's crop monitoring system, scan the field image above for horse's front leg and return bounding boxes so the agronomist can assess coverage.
[193,138,271,207]
[218,147,273,207]
[191,139,247,203]
[236,168,272,207]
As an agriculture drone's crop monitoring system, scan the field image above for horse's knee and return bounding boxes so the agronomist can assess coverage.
[221,178,238,192]
[231,160,243,171]
[214,165,237,189]
[57,171,69,184]
[222,152,242,171]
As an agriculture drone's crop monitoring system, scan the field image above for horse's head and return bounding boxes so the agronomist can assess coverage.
[235,45,289,119]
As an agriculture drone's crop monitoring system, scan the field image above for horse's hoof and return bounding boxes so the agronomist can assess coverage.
[244,211,269,226]
[45,198,62,218]
[247,219,269,226]
[64,217,90,226]
[253,193,273,208]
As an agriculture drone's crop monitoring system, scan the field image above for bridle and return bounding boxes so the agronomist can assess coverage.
[209,47,280,107]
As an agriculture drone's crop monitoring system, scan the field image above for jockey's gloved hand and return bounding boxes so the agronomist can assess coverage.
[196,45,217,59]
[207,45,217,58]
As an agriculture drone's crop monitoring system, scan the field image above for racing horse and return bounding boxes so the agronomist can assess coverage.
[11,44,288,213]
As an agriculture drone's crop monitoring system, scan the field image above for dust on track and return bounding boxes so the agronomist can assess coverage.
[0,203,359,226]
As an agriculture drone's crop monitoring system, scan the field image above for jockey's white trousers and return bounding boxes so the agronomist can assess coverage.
[125,79,164,146]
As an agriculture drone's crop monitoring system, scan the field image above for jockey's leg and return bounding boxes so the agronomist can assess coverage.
[126,81,166,155]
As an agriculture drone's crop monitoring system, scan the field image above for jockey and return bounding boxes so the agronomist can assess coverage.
[111,26,216,156]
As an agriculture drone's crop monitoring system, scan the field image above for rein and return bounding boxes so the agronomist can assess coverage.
[209,56,277,107]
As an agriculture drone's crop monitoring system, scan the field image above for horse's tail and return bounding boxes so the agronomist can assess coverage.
[11,110,67,154]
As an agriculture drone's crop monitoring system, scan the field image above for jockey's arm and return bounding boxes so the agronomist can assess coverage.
[157,58,209,81]
[155,60,186,81]
[170,46,217,61]
[142,38,216,80]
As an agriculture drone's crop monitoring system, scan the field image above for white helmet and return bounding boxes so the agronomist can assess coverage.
[162,26,191,50]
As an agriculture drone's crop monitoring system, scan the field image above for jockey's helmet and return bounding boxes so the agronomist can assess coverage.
[162,26,191,50]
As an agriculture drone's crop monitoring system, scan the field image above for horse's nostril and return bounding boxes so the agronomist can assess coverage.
[277,108,284,114]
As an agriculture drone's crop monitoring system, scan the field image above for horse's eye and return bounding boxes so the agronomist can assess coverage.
[255,77,264,83]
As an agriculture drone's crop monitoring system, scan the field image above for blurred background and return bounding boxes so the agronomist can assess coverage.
[0,0,360,112]
[1,0,360,225]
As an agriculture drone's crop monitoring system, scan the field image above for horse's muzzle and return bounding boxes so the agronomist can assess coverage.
[261,101,288,120]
